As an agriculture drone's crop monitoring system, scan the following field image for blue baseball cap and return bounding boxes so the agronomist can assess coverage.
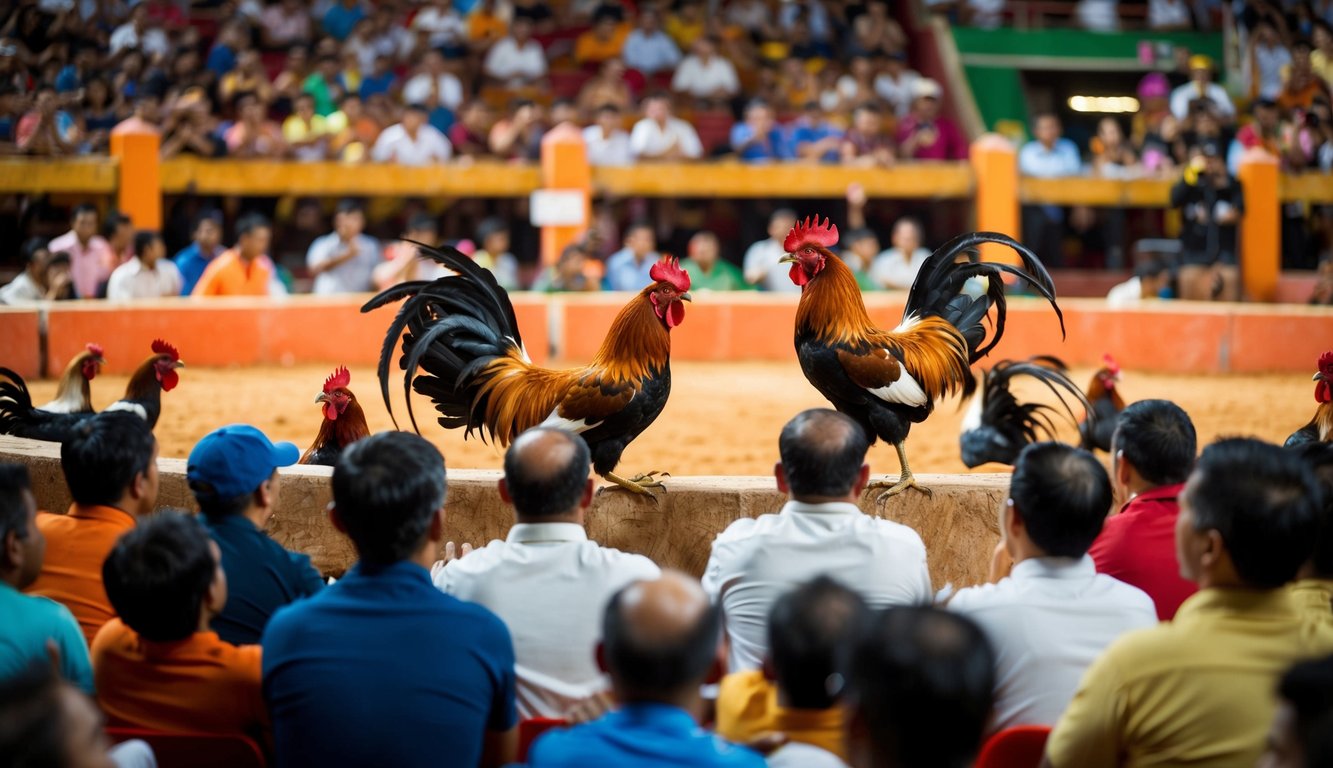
[187,424,300,500]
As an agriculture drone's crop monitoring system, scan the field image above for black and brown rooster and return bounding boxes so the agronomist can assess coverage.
[1285,350,1333,448]
[1078,354,1125,453]
[301,366,371,466]
[959,356,1090,468]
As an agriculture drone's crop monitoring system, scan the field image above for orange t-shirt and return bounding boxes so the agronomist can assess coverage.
[92,619,267,738]
[191,249,274,297]
[574,26,629,65]
[26,505,135,647]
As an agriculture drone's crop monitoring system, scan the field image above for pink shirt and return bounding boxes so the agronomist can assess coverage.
[49,230,114,299]
[895,116,968,161]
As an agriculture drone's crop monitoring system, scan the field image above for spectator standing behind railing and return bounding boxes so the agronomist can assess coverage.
[681,231,748,291]
[374,213,450,290]
[896,78,967,161]
[371,103,452,164]
[160,89,225,159]
[174,210,224,296]
[107,231,182,301]
[402,49,463,114]
[871,217,931,291]
[193,214,288,297]
[744,209,800,293]
[841,102,896,167]
[484,18,548,89]
[473,217,520,290]
[1246,18,1293,102]
[1172,142,1243,301]
[786,101,843,163]
[1170,55,1236,122]
[49,204,112,300]
[731,99,790,162]
[225,92,286,158]
[307,199,379,295]
[671,36,741,108]
[282,93,330,161]
[17,85,76,156]
[623,9,682,77]
[584,104,633,166]
[874,51,921,118]
[1019,113,1083,269]
[449,100,495,157]
[630,93,703,161]
[604,222,661,292]
[489,99,548,160]
[0,238,72,305]
[1280,39,1332,114]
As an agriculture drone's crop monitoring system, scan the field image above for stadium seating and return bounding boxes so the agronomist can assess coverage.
[517,717,570,761]
[104,727,267,768]
[974,725,1052,768]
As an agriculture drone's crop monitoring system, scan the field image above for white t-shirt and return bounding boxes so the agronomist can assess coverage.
[583,125,634,166]
[106,257,183,300]
[1169,81,1236,120]
[434,522,661,718]
[870,246,930,290]
[768,743,849,768]
[671,55,741,98]
[629,116,703,159]
[1148,0,1193,27]
[873,70,921,117]
[483,37,548,84]
[306,232,380,295]
[402,73,464,111]
[109,23,170,56]
[370,123,453,165]
[412,6,467,47]
[948,556,1157,733]
[743,238,801,293]
[703,500,933,672]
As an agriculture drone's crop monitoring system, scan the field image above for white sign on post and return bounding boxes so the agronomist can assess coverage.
[530,189,587,227]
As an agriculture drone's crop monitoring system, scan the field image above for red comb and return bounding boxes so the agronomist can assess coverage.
[1319,350,1333,373]
[783,216,839,252]
[649,256,691,293]
[85,343,104,358]
[151,339,179,362]
[323,365,351,394]
[1102,354,1120,374]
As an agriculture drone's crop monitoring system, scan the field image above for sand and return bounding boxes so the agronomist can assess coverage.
[22,360,1319,475]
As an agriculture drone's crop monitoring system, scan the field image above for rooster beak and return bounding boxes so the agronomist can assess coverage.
[1317,372,1326,382]
[315,392,330,404]
[778,254,798,264]
[174,361,185,369]
[680,292,692,302]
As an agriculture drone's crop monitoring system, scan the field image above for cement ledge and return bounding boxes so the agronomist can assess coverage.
[1,436,1004,590]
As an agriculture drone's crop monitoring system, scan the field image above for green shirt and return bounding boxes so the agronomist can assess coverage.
[302,73,338,117]
[681,258,750,291]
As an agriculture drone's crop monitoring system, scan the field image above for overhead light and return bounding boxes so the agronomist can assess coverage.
[1067,95,1141,113]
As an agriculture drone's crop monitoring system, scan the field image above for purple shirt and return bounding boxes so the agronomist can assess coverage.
[895,116,968,160]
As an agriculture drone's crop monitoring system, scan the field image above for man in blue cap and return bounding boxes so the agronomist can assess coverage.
[188,424,323,646]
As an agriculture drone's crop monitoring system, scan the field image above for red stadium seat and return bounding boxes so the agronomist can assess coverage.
[105,727,266,768]
[517,718,569,762]
[975,725,1052,768]
[692,110,735,155]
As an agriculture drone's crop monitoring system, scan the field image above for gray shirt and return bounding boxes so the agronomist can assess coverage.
[307,232,380,295]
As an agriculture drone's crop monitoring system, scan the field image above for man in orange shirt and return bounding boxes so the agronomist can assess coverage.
[192,213,284,297]
[26,412,159,647]
[92,511,266,740]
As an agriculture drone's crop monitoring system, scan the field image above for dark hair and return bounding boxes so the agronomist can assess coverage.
[295,91,315,104]
[771,207,797,223]
[779,409,870,497]
[1009,442,1112,557]
[602,581,721,697]
[1187,438,1321,588]
[846,227,877,245]
[1113,399,1196,486]
[20,237,49,265]
[0,665,67,768]
[235,213,269,238]
[60,413,155,508]
[0,463,32,556]
[100,212,131,240]
[477,216,509,241]
[624,220,654,238]
[852,101,882,116]
[595,103,621,116]
[847,607,995,768]
[332,432,446,565]
[192,209,222,232]
[503,429,591,519]
[103,511,216,642]
[194,492,252,520]
[335,198,365,215]
[769,576,869,710]
[132,230,161,258]
[1278,654,1333,768]
[70,203,97,223]
[1134,260,1169,279]
[406,211,438,233]
[1299,443,1333,578]
[1293,37,1314,54]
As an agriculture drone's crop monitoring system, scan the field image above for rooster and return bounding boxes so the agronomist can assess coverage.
[365,244,691,494]
[959,356,1090,468]
[0,339,184,442]
[38,343,106,414]
[780,218,1064,497]
[1078,355,1125,453]
[301,366,371,466]
[1285,350,1333,448]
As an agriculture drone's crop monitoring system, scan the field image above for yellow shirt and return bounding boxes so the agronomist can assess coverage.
[1046,588,1333,768]
[573,26,628,65]
[1291,578,1333,640]
[1312,49,1333,88]
[715,669,847,761]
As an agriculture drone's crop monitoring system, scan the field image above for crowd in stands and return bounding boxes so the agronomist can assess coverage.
[2,392,1333,767]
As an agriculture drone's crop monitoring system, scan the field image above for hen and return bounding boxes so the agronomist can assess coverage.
[301,366,371,466]
[365,244,691,494]
[959,356,1090,468]
[1078,355,1125,453]
[781,218,1064,496]
[1285,350,1333,447]
[38,343,106,414]
[0,339,184,442]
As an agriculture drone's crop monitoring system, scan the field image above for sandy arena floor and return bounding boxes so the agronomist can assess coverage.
[23,361,1318,476]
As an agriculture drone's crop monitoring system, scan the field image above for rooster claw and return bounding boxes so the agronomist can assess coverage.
[866,474,934,505]
[603,471,669,496]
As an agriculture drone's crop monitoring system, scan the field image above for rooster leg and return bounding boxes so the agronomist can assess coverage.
[866,443,934,502]
[603,471,667,495]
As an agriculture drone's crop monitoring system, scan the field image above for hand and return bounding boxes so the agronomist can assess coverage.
[744,733,789,756]
[846,181,867,207]
[987,540,1013,583]
[564,690,614,724]
[445,540,472,562]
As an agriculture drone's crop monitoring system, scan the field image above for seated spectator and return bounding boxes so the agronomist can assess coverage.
[302,55,347,117]
[672,36,741,107]
[896,79,967,161]
[743,208,801,293]
[282,93,330,161]
[93,512,265,739]
[106,231,183,301]
[468,0,510,51]
[26,413,158,647]
[578,59,634,115]
[412,0,468,55]
[50,204,112,300]
[787,101,843,163]
[730,98,789,162]
[1247,19,1292,102]
[109,5,170,58]
[1264,654,1333,767]
[1170,55,1236,122]
[225,92,286,159]
[402,49,463,113]
[1106,261,1173,307]
[189,424,323,646]
[1280,39,1332,113]
[875,51,921,117]
[531,242,601,292]
[358,54,399,103]
[1237,98,1284,158]
[1172,142,1242,301]
[951,443,1156,732]
[528,571,765,767]
[193,213,287,297]
[777,58,820,112]
[1293,445,1333,638]
[1148,0,1193,30]
[435,428,658,717]
[489,99,547,161]
[574,9,629,69]
[870,217,930,290]
[0,667,154,768]
[323,0,368,42]
[17,86,76,156]
[704,409,931,672]
[483,18,547,88]
[717,577,869,766]
[584,103,633,166]
[604,222,661,291]
[261,0,314,51]
[846,607,996,768]
[206,22,248,79]
[371,103,452,165]
[159,88,225,159]
[79,78,122,154]
[835,56,878,111]
[1314,21,1333,87]
[263,432,517,768]
[219,49,276,107]
[0,237,72,304]
[0,463,93,693]
[629,93,703,161]
[306,199,379,294]
[449,100,496,158]
[1045,438,1333,768]
[666,0,708,50]
[473,217,520,290]
[1019,113,1082,268]
[623,9,682,77]
[173,210,224,296]
[1087,400,1198,618]
[682,231,747,291]
[841,228,882,290]
[841,102,896,167]
[327,93,382,161]
[1091,116,1141,178]
[375,213,450,289]
[102,214,134,270]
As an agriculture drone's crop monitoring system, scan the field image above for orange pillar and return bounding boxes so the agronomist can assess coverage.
[109,121,162,230]
[539,123,591,267]
[1237,147,1280,302]
[970,134,1020,266]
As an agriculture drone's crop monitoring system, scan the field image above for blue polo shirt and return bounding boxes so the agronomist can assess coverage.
[262,560,516,768]
[173,243,222,296]
[528,702,766,768]
[0,582,94,694]
[202,514,324,646]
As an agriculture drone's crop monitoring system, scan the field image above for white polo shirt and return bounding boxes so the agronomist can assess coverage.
[702,500,933,673]
[433,522,660,718]
[106,257,183,300]
[948,556,1157,733]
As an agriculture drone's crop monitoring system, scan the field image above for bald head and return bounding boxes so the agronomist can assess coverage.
[502,428,592,520]
[602,570,721,702]
[779,409,871,499]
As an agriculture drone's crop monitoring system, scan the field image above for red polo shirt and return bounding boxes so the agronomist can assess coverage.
[1088,484,1198,620]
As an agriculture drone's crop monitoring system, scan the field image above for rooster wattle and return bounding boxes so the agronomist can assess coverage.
[1285,350,1333,448]
[301,365,371,466]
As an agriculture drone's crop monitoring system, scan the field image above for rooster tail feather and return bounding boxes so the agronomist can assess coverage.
[981,356,1089,440]
[0,367,35,434]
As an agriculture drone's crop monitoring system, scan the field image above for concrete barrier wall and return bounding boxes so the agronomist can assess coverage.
[1,436,1004,591]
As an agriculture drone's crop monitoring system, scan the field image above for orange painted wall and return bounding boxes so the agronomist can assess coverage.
[0,310,42,379]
